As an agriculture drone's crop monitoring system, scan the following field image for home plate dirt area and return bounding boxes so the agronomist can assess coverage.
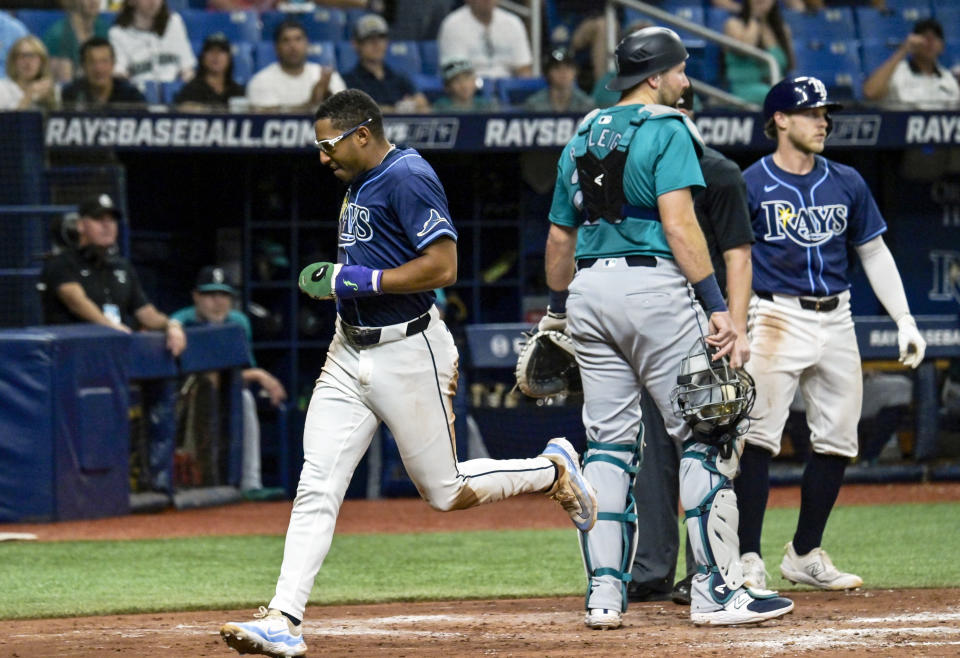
[3,483,959,657]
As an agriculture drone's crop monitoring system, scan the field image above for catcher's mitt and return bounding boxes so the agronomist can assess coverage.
[515,330,582,398]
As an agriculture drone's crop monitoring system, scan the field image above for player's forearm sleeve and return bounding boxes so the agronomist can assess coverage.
[856,237,910,323]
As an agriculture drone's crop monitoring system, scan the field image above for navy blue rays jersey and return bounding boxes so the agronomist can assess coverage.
[744,155,886,297]
[337,147,457,326]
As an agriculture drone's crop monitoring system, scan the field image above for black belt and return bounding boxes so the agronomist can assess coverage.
[576,254,657,270]
[341,311,432,348]
[755,290,839,312]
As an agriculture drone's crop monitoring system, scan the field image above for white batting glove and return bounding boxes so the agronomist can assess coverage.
[896,315,926,369]
[537,308,567,334]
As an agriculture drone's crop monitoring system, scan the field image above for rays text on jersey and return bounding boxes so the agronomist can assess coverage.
[339,203,374,246]
[760,201,848,246]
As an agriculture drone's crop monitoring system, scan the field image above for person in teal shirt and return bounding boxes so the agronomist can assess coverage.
[172,266,287,499]
[43,0,112,83]
[723,0,794,104]
[540,26,793,631]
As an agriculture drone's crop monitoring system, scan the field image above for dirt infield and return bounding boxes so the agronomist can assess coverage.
[3,482,960,656]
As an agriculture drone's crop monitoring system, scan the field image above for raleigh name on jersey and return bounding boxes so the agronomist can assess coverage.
[744,154,886,297]
[336,146,457,327]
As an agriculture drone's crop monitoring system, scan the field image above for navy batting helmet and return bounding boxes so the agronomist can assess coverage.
[762,75,842,124]
[606,27,688,91]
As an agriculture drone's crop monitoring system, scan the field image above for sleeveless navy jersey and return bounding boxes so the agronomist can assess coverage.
[744,154,886,297]
[336,147,457,327]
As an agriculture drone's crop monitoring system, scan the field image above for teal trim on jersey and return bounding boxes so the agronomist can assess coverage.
[549,104,705,260]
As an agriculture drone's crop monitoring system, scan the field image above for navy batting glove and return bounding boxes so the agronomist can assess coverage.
[334,264,383,299]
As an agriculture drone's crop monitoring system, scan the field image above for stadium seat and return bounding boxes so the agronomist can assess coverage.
[260,8,347,43]
[162,79,185,104]
[623,4,705,46]
[419,40,438,76]
[15,9,63,38]
[855,8,931,45]
[793,40,864,100]
[231,41,254,84]
[336,40,357,73]
[411,73,445,104]
[141,80,161,104]
[943,41,960,74]
[784,8,856,48]
[543,0,579,46]
[165,0,189,12]
[385,40,422,77]
[934,7,958,27]
[179,9,260,45]
[343,8,368,41]
[882,0,932,12]
[861,39,900,75]
[496,77,547,108]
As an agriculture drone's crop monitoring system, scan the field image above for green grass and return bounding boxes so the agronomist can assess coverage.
[1,502,958,620]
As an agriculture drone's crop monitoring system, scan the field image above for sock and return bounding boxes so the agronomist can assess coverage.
[792,452,849,555]
[734,443,772,556]
[281,611,301,627]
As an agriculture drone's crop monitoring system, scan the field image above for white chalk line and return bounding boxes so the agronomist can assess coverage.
[848,610,960,624]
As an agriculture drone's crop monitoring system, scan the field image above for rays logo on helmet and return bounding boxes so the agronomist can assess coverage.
[416,208,451,237]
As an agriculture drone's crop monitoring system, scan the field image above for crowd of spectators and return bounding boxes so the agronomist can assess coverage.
[0,0,957,113]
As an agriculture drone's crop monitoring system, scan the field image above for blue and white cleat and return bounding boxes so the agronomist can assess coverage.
[541,437,598,532]
[220,606,307,657]
[690,573,794,626]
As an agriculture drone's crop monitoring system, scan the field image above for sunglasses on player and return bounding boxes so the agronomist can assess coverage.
[314,118,373,155]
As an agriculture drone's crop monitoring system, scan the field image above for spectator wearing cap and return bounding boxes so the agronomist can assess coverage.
[171,266,287,498]
[522,48,594,113]
[173,32,245,109]
[39,193,186,356]
[61,36,147,108]
[437,0,532,79]
[43,0,112,84]
[108,0,196,87]
[246,19,346,112]
[342,13,429,113]
[863,18,959,109]
[432,56,499,112]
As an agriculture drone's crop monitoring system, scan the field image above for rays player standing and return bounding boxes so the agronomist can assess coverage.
[735,76,927,591]
[219,89,597,658]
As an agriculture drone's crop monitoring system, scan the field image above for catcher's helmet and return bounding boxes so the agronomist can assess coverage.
[606,26,688,91]
[670,338,755,444]
[762,75,843,125]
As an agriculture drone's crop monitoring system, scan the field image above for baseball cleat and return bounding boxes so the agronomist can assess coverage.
[741,552,768,590]
[585,608,623,630]
[690,574,793,626]
[780,542,863,590]
[540,437,597,532]
[220,606,307,657]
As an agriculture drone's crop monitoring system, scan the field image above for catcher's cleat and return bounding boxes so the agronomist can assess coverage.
[584,608,623,630]
[540,437,597,532]
[780,542,862,590]
[690,574,794,626]
[741,552,768,590]
[220,607,307,657]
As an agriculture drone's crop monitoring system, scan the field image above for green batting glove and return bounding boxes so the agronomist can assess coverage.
[298,261,339,300]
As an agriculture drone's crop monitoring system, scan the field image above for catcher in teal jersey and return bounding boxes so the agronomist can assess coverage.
[540,26,794,629]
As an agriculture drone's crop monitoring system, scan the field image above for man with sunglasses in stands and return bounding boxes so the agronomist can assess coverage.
[220,89,598,658]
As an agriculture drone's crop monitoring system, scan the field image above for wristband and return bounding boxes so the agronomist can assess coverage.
[548,288,569,314]
[692,275,727,314]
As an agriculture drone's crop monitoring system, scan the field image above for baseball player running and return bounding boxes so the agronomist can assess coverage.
[220,89,597,658]
[542,27,793,628]
[735,76,927,591]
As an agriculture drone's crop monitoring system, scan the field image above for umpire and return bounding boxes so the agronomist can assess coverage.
[629,86,755,605]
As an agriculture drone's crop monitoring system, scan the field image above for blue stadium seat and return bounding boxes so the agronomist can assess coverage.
[861,39,900,75]
[179,9,260,45]
[255,41,277,70]
[943,41,960,74]
[793,40,864,100]
[255,40,336,70]
[496,77,547,108]
[882,0,932,12]
[343,8,368,41]
[336,40,357,73]
[934,7,959,27]
[855,7,931,45]
[419,40,438,76]
[260,8,347,43]
[543,0,579,46]
[141,80,161,104]
[933,0,957,14]
[411,73,445,103]
[784,8,856,48]
[623,4,705,45]
[165,0,189,12]
[162,79,184,104]
[385,40,422,77]
[16,9,63,38]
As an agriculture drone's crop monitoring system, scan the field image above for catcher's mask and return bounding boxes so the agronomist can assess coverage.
[670,338,755,443]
